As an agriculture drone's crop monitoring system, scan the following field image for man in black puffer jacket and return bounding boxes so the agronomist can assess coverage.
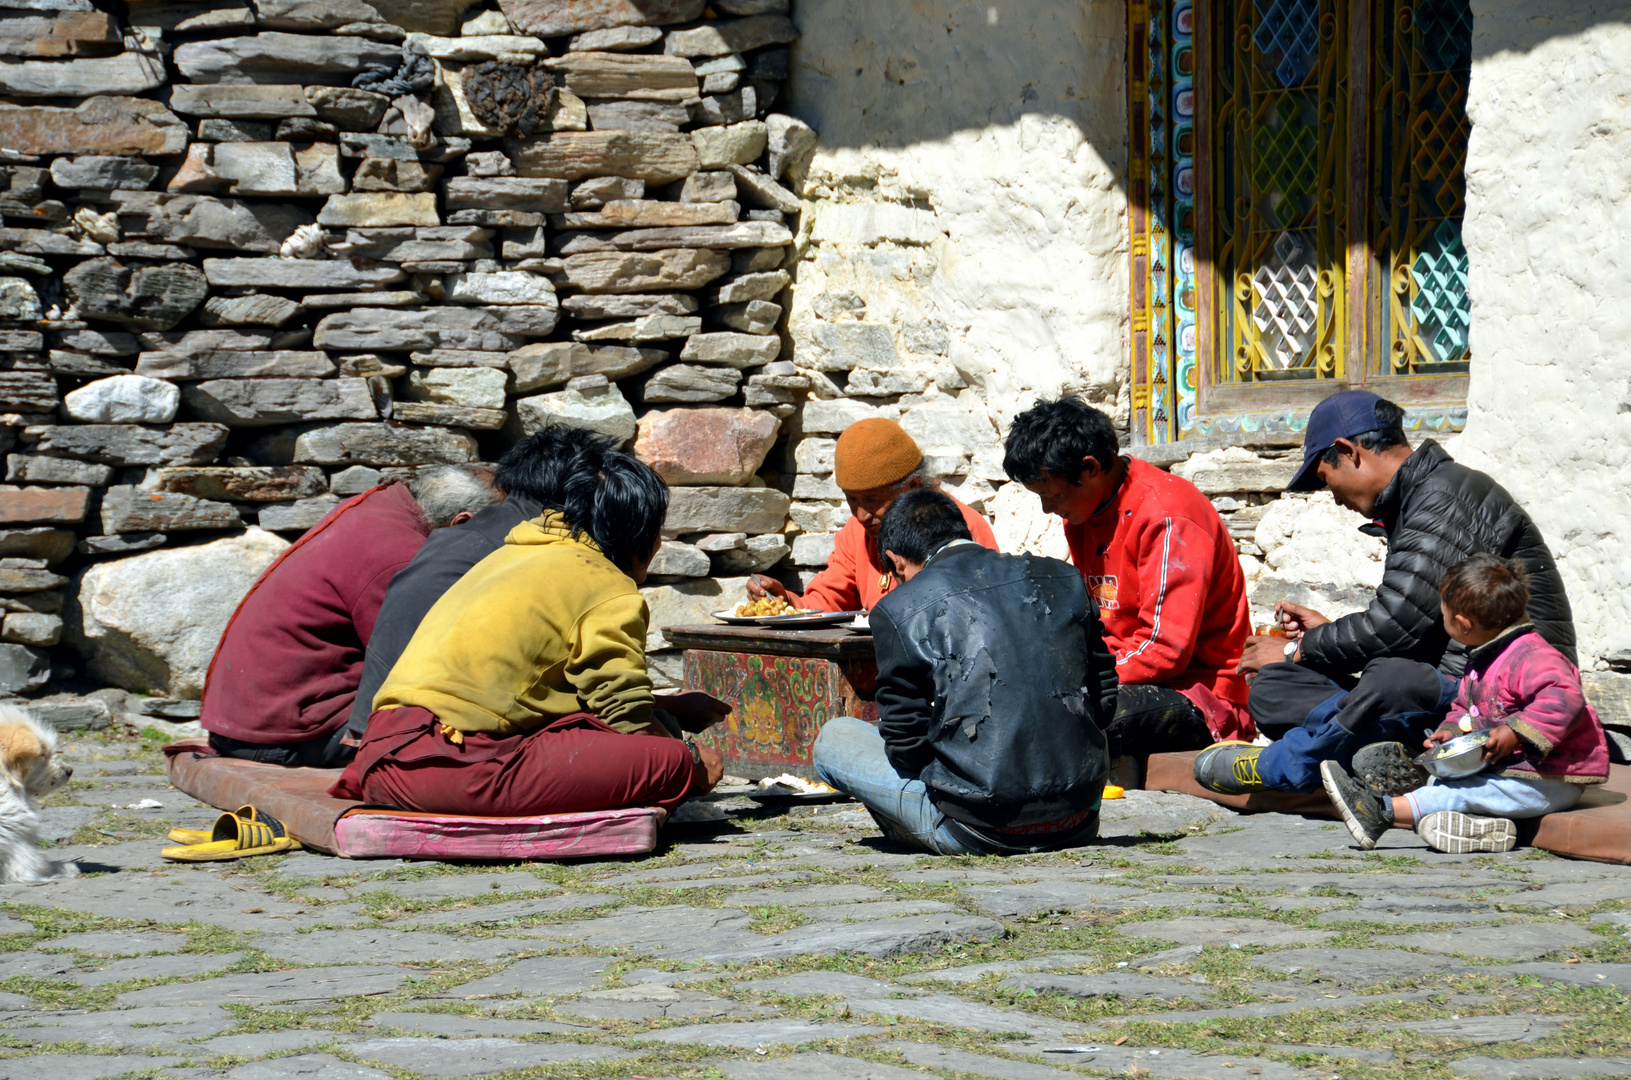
[1196,391,1576,796]
[812,488,1115,854]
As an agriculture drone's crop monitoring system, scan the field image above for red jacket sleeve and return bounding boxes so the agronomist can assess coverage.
[1112,514,1213,686]
[793,522,865,613]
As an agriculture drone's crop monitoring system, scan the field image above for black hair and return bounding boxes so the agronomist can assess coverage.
[876,487,973,566]
[559,449,670,575]
[1319,399,1409,466]
[1440,553,1530,631]
[494,426,616,509]
[1002,396,1120,485]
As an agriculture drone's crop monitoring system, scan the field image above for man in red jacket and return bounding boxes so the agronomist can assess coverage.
[747,418,998,613]
[1003,398,1255,762]
[200,466,501,768]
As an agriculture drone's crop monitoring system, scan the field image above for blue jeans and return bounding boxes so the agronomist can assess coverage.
[1255,671,1458,793]
[1405,773,1583,821]
[811,716,995,855]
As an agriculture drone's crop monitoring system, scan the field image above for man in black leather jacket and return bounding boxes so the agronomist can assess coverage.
[811,488,1115,854]
[1197,391,1577,797]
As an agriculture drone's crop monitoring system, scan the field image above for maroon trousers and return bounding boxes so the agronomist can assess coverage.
[329,705,695,815]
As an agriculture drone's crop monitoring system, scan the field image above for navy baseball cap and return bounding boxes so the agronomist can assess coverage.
[1286,391,1390,492]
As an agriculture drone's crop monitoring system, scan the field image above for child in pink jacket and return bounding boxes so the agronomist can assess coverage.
[1322,554,1608,853]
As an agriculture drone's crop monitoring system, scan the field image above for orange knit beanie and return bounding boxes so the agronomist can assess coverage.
[832,418,923,491]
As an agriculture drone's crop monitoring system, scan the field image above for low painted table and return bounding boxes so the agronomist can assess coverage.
[661,624,877,780]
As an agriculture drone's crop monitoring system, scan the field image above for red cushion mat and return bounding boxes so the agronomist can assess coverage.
[1146,751,1631,865]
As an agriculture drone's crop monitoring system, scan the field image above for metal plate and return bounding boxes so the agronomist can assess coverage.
[711,610,863,629]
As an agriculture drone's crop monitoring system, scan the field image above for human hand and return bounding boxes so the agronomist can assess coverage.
[1483,724,1521,764]
[655,691,731,733]
[1275,602,1329,638]
[1237,635,1296,678]
[690,740,724,792]
[1425,727,1458,749]
[746,574,791,601]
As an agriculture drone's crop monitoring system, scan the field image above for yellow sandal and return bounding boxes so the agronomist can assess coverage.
[161,810,301,862]
[166,805,260,845]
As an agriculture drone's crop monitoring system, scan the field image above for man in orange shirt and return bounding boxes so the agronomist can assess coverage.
[1003,397,1255,763]
[747,418,998,612]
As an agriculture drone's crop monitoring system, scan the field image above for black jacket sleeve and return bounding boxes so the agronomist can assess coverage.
[1085,603,1119,727]
[870,603,938,776]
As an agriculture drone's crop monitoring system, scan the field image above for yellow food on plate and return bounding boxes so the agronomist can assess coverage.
[734,596,800,617]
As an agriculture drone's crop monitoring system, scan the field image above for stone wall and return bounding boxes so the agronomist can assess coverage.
[0,0,812,698]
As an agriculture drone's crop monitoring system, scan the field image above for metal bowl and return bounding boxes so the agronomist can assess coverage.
[1415,730,1492,779]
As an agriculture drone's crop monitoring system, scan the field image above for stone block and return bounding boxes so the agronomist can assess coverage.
[330,465,384,495]
[181,378,378,427]
[509,383,638,446]
[573,314,700,342]
[0,643,48,693]
[3,612,62,648]
[718,300,781,335]
[0,373,58,413]
[561,293,698,319]
[63,258,206,332]
[406,367,508,410]
[791,532,835,567]
[0,97,187,158]
[796,322,898,372]
[0,8,117,58]
[665,14,799,57]
[317,192,440,228]
[547,52,699,102]
[726,163,801,213]
[692,121,769,168]
[0,528,76,564]
[558,248,730,294]
[206,141,345,197]
[100,487,242,533]
[137,351,335,381]
[509,342,666,392]
[49,157,160,192]
[314,307,522,352]
[258,495,343,532]
[680,332,781,367]
[444,271,557,306]
[765,112,817,181]
[0,277,40,321]
[445,176,568,212]
[63,376,180,425]
[293,423,479,466]
[114,193,315,254]
[306,85,392,128]
[510,131,699,184]
[714,533,789,573]
[635,407,779,486]
[649,541,709,577]
[0,51,165,99]
[173,33,402,86]
[23,424,229,466]
[608,220,792,251]
[710,271,791,305]
[800,398,895,434]
[0,487,89,526]
[494,0,705,37]
[569,25,663,51]
[585,100,691,132]
[569,176,644,208]
[1172,447,1301,494]
[352,158,443,193]
[639,575,751,650]
[169,84,317,119]
[644,364,742,403]
[203,258,407,290]
[199,295,305,327]
[664,486,789,536]
[69,528,289,696]
[558,200,739,230]
[391,403,506,429]
[140,466,328,503]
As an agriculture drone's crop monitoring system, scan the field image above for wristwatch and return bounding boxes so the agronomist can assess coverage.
[1283,640,1299,661]
[684,738,703,766]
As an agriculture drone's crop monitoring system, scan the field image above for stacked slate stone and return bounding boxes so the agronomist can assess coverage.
[0,0,819,695]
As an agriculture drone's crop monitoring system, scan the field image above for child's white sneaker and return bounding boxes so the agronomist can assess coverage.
[1416,811,1517,854]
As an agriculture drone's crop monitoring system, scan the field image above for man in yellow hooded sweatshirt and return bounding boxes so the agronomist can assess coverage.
[329,448,724,815]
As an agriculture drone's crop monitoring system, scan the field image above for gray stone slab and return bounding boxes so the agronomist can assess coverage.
[116,965,412,1007]
[0,1055,181,1080]
[722,1053,929,1080]
[633,872,818,891]
[1118,916,1334,947]
[256,930,538,965]
[0,1005,233,1050]
[1449,1056,1631,1079]
[737,972,925,998]
[397,892,621,927]
[1317,896,1505,924]
[1391,1014,1575,1044]
[0,953,81,980]
[1593,911,1631,931]
[6,871,325,929]
[727,883,885,906]
[227,1055,392,1080]
[42,930,188,954]
[560,984,769,1021]
[197,1030,342,1055]
[842,994,1064,1037]
[1000,972,1211,1001]
[1251,947,1472,984]
[896,953,1094,985]
[540,904,759,957]
[886,1043,1093,1080]
[706,913,1006,963]
[898,1040,1306,1080]
[275,855,409,879]
[1500,882,1631,909]
[1377,923,1600,961]
[890,868,1013,884]
[71,950,242,986]
[0,913,32,934]
[797,900,957,922]
[435,954,613,999]
[1132,944,1205,970]
[640,1019,884,1048]
[963,881,1147,917]
[1083,987,1457,1029]
[347,1036,631,1076]
[365,1011,589,1037]
[355,872,557,901]
[0,993,28,1009]
[1497,962,1631,991]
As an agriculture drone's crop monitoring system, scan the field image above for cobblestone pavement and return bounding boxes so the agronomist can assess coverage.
[2,726,1629,1080]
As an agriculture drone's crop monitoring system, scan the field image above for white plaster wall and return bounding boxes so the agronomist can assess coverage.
[1454,2,1631,669]
[783,0,1128,554]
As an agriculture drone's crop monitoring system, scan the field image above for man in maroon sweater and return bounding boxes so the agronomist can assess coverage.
[201,467,501,767]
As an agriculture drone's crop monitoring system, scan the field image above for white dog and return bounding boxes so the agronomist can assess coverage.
[0,704,79,884]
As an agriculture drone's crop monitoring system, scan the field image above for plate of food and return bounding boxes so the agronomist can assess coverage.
[714,597,863,628]
[747,773,851,805]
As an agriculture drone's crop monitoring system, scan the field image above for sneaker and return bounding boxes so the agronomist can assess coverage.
[1352,741,1430,796]
[1417,811,1517,854]
[1320,760,1391,850]
[1193,741,1267,795]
